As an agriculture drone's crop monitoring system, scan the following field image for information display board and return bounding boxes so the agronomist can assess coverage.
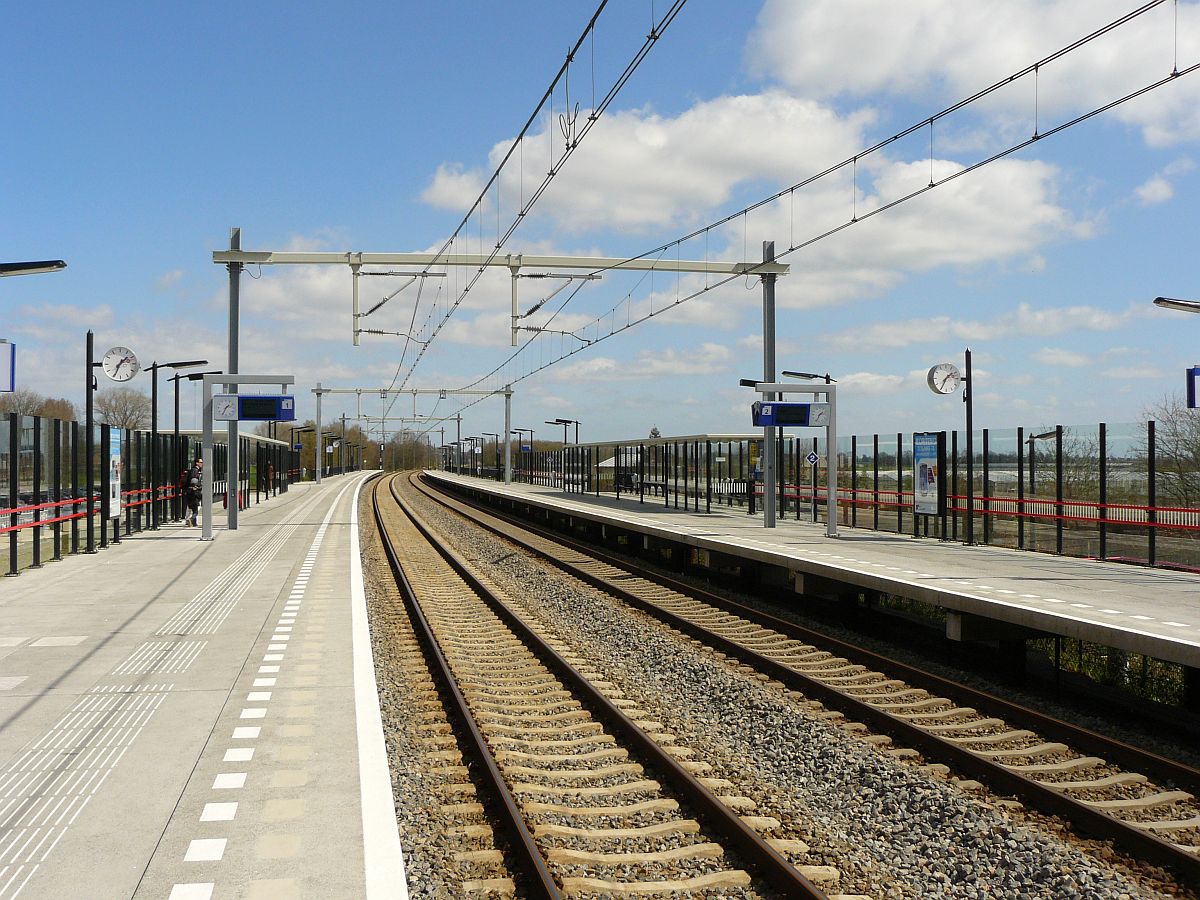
[913,431,946,517]
[751,401,831,427]
[1188,366,1200,409]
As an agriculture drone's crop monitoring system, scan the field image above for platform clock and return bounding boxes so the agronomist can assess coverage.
[926,362,961,395]
[101,346,140,382]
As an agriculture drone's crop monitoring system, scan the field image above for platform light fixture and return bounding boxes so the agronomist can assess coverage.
[782,370,836,383]
[0,260,66,277]
[1153,296,1200,313]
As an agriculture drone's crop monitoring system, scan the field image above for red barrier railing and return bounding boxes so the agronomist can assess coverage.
[1,487,180,534]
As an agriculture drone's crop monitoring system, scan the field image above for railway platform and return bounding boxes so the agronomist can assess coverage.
[0,471,405,900]
[426,471,1200,678]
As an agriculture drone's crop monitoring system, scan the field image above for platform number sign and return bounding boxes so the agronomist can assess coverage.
[806,450,820,466]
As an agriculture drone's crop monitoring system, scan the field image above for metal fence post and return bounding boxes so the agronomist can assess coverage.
[872,434,879,531]
[896,432,904,535]
[982,428,990,545]
[1055,424,1064,555]
[71,421,79,553]
[1099,422,1108,560]
[1148,420,1156,567]
[53,418,62,561]
[1017,426,1025,550]
[6,413,17,575]
[32,416,42,568]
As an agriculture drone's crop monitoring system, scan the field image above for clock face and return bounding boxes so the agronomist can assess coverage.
[214,396,238,420]
[927,362,961,395]
[101,346,139,382]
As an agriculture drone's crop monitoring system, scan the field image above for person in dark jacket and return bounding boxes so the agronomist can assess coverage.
[183,457,204,526]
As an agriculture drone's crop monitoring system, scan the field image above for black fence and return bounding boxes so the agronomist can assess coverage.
[2,413,300,576]
[450,421,1200,572]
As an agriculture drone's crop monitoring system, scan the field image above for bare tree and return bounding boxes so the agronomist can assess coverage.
[95,387,151,430]
[38,397,76,421]
[1142,393,1200,507]
[0,387,47,417]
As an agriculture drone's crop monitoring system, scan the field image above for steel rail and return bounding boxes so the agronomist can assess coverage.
[416,474,1200,888]
[395,474,828,898]
[370,476,562,897]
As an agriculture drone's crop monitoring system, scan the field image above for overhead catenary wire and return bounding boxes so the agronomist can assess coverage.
[390,0,689,394]
[452,0,1193,396]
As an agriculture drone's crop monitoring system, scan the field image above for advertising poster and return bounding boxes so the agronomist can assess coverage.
[0,340,14,392]
[109,430,123,519]
[913,431,944,516]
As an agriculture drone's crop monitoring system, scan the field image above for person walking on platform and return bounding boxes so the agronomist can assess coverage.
[184,457,204,526]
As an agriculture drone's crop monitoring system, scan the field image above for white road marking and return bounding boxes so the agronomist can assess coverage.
[211,774,245,789]
[223,749,254,763]
[231,727,260,740]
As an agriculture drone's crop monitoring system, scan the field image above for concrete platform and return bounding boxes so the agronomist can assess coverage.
[0,472,405,900]
[428,472,1200,670]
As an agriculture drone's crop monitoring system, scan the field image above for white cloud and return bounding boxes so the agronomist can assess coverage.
[820,302,1131,351]
[748,0,1200,146]
[423,92,872,234]
[552,342,732,382]
[1033,347,1090,367]
[1135,157,1194,204]
[1106,365,1165,378]
[155,269,184,291]
[420,163,486,210]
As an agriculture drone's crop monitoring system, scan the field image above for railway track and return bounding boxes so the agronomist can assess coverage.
[415,472,1200,891]
[370,474,862,898]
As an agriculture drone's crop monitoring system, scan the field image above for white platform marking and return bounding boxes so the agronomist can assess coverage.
[211,774,245,789]
[232,727,260,740]
[168,884,213,900]
[200,803,237,822]
[349,475,409,898]
[185,838,226,862]
[28,637,86,648]
[223,749,254,763]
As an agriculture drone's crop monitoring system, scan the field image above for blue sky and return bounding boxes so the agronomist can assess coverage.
[4,0,1200,448]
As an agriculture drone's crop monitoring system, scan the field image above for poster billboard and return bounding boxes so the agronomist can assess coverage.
[913,431,946,517]
[0,340,13,392]
[108,430,123,519]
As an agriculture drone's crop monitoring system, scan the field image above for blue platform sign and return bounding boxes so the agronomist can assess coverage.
[1188,366,1200,409]
[751,401,830,427]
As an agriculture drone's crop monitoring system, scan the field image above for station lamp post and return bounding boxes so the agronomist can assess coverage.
[1025,429,1057,495]
[480,432,500,478]
[148,359,208,528]
[511,429,534,482]
[167,368,220,520]
[466,436,482,476]
[546,417,580,445]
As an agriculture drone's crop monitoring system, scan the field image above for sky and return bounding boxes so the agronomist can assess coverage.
[5,0,1200,450]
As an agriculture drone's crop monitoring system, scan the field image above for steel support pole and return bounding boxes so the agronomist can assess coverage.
[85,330,96,553]
[964,346,974,545]
[761,241,777,529]
[202,380,214,540]
[151,364,159,529]
[227,227,241,530]
[827,388,839,537]
[315,384,323,483]
[504,387,512,484]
